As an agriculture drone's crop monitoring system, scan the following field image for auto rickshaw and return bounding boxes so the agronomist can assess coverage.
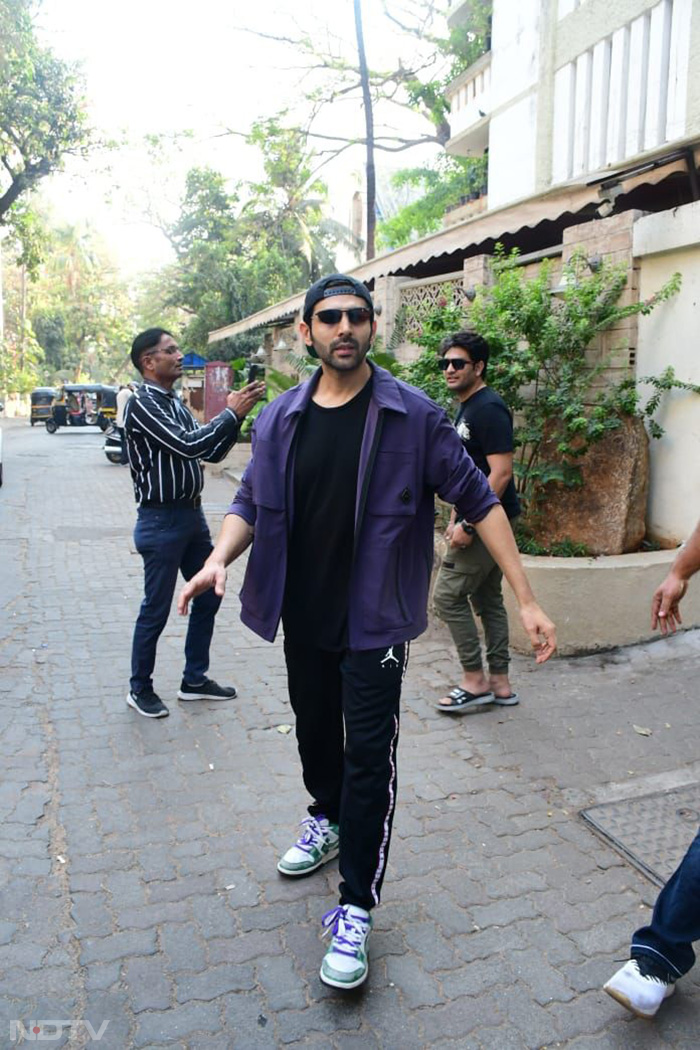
[30,387,57,426]
[45,384,118,433]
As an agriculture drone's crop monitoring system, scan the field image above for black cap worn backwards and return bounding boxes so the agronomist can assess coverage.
[303,274,374,324]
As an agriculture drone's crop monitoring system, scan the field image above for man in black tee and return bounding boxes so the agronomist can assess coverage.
[178,282,556,992]
[282,379,373,650]
[434,330,521,713]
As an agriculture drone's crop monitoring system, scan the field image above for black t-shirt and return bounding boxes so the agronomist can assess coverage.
[454,387,520,519]
[282,378,373,650]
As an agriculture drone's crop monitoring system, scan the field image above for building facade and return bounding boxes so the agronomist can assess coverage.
[446,0,700,210]
[210,0,700,545]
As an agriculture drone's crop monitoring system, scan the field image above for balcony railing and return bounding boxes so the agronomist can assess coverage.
[445,52,491,156]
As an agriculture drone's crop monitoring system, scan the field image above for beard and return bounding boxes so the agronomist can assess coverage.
[314,334,372,372]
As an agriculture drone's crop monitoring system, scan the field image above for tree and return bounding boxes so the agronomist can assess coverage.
[377,153,487,249]
[353,0,376,258]
[0,255,43,392]
[4,224,139,384]
[150,125,357,354]
[243,118,359,284]
[237,2,491,259]
[0,0,90,232]
[399,250,689,538]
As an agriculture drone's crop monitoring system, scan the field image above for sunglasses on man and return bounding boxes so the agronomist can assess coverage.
[438,357,475,371]
[312,308,372,326]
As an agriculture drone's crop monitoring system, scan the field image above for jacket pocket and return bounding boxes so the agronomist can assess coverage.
[251,439,286,510]
[359,544,411,631]
[363,452,418,551]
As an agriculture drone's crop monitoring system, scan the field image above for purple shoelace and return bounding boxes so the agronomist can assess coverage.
[294,815,328,856]
[321,905,369,959]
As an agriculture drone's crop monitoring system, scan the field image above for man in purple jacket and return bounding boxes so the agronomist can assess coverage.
[178,274,556,990]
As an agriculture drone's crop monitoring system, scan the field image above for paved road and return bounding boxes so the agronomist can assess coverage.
[1,415,699,1049]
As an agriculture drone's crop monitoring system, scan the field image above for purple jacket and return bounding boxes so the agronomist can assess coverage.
[229,364,499,649]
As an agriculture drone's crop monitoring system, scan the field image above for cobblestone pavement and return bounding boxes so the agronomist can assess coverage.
[1,416,699,1049]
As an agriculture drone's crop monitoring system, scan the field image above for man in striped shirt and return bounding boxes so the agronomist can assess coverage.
[124,327,265,718]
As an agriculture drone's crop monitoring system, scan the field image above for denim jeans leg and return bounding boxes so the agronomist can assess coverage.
[180,510,222,684]
[131,510,183,693]
[631,826,700,977]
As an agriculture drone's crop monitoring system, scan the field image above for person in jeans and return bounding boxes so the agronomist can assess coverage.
[124,327,265,718]
[604,515,700,1017]
[178,274,556,991]
[433,331,520,712]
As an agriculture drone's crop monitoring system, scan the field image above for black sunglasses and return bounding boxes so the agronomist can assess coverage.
[438,357,474,371]
[312,307,372,326]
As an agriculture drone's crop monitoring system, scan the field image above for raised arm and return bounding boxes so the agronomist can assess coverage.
[652,518,700,634]
[127,382,264,461]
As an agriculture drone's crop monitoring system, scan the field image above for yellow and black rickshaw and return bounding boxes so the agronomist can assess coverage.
[45,384,118,433]
[30,387,57,426]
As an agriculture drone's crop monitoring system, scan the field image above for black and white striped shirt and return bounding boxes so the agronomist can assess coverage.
[124,382,239,505]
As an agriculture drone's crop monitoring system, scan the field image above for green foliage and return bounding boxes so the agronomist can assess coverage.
[1,223,138,389]
[368,350,402,376]
[514,523,591,558]
[236,365,300,438]
[437,0,493,84]
[396,248,689,538]
[3,200,48,275]
[377,154,488,249]
[466,248,683,512]
[0,0,90,231]
[398,300,463,409]
[610,367,700,440]
[403,0,492,125]
[149,120,357,354]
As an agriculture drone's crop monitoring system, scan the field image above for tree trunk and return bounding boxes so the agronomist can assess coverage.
[19,265,27,371]
[353,0,375,260]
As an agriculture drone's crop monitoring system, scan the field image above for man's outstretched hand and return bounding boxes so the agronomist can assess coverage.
[651,572,687,635]
[178,563,227,616]
[519,602,557,663]
[227,381,266,420]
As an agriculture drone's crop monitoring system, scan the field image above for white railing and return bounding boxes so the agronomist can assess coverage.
[446,53,491,143]
[552,0,691,182]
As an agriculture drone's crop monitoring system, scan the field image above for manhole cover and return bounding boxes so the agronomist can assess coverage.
[581,784,700,886]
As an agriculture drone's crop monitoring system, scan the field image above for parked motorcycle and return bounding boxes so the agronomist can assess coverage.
[103,424,124,464]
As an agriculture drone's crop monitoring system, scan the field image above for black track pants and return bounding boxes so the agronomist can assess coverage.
[283,639,408,911]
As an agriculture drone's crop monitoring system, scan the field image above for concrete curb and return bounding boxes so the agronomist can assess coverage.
[504,548,700,655]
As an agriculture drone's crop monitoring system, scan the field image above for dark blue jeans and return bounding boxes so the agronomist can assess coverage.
[130,505,222,694]
[631,826,700,977]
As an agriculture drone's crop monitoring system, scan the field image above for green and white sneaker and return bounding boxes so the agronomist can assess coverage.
[320,904,372,989]
[277,814,340,877]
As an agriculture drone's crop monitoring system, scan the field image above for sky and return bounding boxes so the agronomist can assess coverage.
[36,0,445,277]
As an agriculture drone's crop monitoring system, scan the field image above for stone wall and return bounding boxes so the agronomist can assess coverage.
[562,211,641,393]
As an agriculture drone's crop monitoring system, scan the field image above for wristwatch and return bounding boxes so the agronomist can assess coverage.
[459,521,476,536]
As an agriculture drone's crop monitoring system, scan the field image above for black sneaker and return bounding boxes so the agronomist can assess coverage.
[126,688,169,718]
[177,677,237,701]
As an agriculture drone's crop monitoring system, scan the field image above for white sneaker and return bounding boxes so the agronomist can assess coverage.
[277,815,339,876]
[320,904,372,989]
[604,958,676,1018]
